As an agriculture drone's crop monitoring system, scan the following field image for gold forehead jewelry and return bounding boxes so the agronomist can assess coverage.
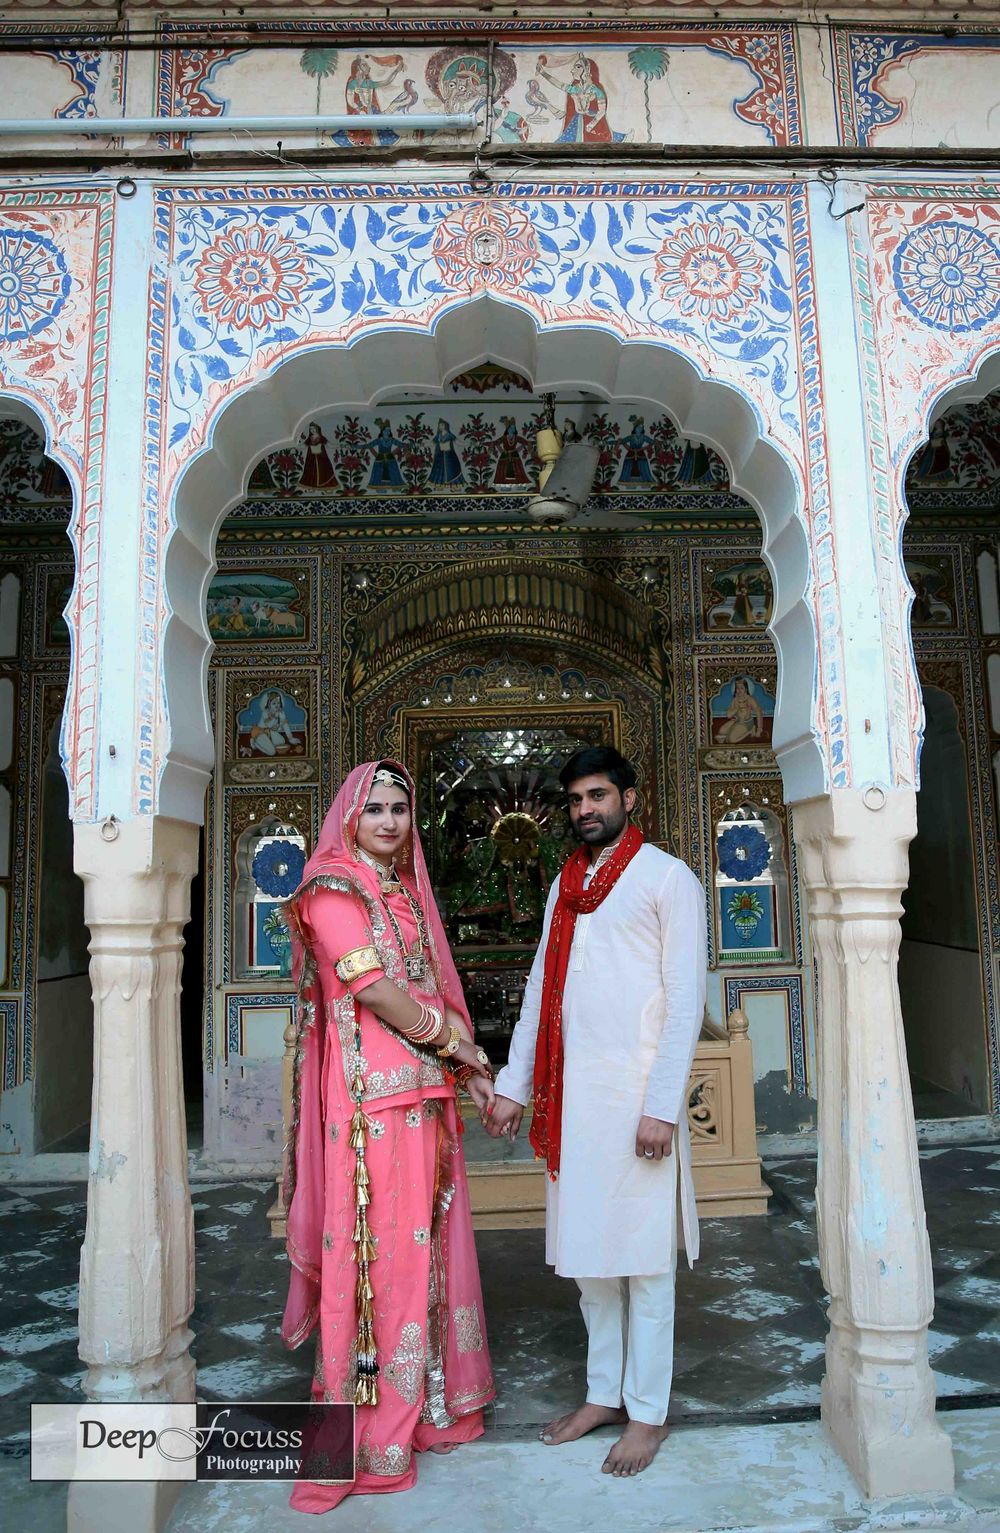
[372,767,409,791]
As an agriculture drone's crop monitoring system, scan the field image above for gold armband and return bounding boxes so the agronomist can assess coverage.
[335,945,381,984]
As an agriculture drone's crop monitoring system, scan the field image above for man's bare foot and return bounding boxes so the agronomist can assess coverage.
[539,1403,626,1445]
[426,1442,459,1454]
[602,1419,669,1476]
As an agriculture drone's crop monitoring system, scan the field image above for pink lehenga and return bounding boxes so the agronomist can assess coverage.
[281,760,495,1513]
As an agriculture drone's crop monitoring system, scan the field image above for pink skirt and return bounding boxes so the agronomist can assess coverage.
[291,1093,495,1513]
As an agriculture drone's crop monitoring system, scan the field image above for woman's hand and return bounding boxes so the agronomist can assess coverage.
[466,1073,495,1125]
[452,1036,492,1078]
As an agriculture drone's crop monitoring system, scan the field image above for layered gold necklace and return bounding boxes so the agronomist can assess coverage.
[357,846,431,985]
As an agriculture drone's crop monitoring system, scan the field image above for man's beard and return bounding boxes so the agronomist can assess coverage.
[572,802,628,848]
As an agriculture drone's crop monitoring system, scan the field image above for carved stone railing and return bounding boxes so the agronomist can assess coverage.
[687,1007,771,1218]
[269,1005,770,1236]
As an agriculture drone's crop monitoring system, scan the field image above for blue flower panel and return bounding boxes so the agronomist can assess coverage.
[719,882,776,952]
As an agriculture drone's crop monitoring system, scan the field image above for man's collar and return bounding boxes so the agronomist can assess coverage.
[588,826,627,869]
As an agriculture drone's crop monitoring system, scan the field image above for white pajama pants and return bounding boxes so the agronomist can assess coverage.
[577,1270,677,1426]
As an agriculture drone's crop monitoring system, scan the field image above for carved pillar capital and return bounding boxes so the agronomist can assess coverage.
[792,788,954,1497]
[74,816,198,1405]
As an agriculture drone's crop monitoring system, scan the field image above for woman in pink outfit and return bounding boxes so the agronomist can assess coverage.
[281,759,496,1512]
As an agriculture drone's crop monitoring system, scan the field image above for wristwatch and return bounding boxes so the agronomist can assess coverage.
[436,1026,462,1058]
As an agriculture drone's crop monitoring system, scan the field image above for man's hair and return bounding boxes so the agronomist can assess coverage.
[558,745,637,795]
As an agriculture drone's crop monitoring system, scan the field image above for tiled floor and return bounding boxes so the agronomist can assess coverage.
[3,1145,1000,1458]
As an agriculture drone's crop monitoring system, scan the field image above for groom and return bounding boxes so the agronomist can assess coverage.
[488,745,707,1476]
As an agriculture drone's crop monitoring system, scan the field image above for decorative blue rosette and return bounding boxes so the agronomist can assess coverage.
[716,823,771,882]
[251,839,307,899]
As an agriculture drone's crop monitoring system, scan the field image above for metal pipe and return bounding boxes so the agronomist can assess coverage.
[0,113,478,137]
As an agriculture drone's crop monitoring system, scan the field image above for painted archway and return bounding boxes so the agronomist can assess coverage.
[150,180,839,822]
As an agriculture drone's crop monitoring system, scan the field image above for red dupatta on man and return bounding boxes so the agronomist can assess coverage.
[530,823,644,1176]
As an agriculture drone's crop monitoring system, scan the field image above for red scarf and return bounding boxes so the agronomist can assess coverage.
[530,824,644,1177]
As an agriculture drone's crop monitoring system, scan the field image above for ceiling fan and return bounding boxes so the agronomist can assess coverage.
[525,393,643,530]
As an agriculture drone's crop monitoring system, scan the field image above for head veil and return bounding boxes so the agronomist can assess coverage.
[286,758,470,1030]
[281,759,471,1350]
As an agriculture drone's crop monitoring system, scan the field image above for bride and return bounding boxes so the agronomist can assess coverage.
[281,759,496,1511]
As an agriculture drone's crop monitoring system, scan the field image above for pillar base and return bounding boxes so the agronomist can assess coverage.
[821,1371,955,1498]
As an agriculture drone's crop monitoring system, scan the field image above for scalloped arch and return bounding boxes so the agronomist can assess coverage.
[162,296,823,819]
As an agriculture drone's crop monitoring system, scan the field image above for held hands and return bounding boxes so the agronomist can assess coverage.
[635,1115,674,1161]
[465,1072,496,1126]
[485,1095,524,1140]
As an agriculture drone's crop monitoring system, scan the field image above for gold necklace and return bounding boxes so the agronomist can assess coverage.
[357,846,401,891]
[357,847,430,983]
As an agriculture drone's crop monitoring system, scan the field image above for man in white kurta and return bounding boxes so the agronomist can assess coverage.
[489,747,707,1476]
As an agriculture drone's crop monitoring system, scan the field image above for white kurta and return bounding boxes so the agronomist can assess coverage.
[494,844,707,1279]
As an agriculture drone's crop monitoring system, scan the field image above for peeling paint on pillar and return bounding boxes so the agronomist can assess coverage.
[90,1140,127,1182]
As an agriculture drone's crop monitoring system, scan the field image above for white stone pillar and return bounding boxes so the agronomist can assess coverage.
[793,787,954,1497]
[73,815,198,1404]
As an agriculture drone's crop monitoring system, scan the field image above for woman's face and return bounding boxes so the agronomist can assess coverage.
[356,783,412,862]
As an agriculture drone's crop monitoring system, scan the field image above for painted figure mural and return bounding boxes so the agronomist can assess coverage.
[299,422,337,490]
[711,675,775,746]
[342,54,404,144]
[618,415,655,485]
[429,418,464,487]
[368,418,405,488]
[493,416,531,487]
[207,574,307,641]
[245,402,731,501]
[238,689,306,758]
[704,561,773,631]
[905,558,956,627]
[535,52,625,144]
[425,46,517,117]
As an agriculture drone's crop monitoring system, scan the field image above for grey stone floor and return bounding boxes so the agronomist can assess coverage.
[3,1143,1000,1465]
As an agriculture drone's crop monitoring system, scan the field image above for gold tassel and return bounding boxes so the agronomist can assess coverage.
[349,1028,379,1407]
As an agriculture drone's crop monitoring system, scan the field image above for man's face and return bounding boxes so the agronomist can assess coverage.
[565,773,637,848]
